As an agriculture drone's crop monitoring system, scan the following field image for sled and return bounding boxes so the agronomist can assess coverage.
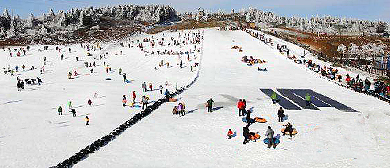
[281,128,298,135]
[263,136,280,144]
[254,117,267,123]
[242,117,255,123]
[250,133,261,141]
[131,105,141,108]
[105,78,112,80]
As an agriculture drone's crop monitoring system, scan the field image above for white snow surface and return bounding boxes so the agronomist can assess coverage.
[1,29,390,168]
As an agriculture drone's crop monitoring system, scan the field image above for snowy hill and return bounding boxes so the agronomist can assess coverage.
[1,29,390,167]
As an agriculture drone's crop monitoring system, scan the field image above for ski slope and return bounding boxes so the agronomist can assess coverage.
[76,29,390,167]
[0,30,202,167]
[1,29,390,168]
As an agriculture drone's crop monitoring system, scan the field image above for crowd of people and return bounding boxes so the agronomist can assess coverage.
[246,29,390,104]
[226,98,296,148]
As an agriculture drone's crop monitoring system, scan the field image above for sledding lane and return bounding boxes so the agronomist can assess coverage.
[76,29,390,168]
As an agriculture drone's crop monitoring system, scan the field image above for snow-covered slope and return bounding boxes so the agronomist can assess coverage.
[75,29,390,167]
[0,30,202,167]
[1,29,389,168]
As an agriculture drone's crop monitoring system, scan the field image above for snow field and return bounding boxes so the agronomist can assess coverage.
[0,29,202,167]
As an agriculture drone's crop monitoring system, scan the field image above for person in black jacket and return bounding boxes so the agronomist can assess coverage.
[243,125,250,144]
[206,98,214,112]
[277,107,285,122]
[246,109,251,124]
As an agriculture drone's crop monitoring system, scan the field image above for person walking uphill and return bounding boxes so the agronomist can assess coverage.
[206,98,214,112]
[271,91,278,104]
[265,126,274,148]
[277,107,285,122]
[305,93,311,106]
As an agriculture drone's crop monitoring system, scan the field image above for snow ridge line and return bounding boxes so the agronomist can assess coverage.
[52,33,204,168]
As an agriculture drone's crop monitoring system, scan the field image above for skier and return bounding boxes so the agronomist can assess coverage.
[149,83,153,91]
[305,93,311,106]
[88,99,92,106]
[277,107,285,122]
[206,98,214,112]
[71,109,76,117]
[119,68,122,75]
[85,116,89,125]
[61,54,64,60]
[58,106,63,115]
[227,129,233,139]
[265,126,274,148]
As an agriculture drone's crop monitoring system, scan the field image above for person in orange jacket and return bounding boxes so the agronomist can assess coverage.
[227,129,233,139]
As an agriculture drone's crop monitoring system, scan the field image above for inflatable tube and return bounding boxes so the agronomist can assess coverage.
[254,117,267,123]
[242,117,255,123]
[263,138,280,144]
[281,128,298,135]
[250,133,261,140]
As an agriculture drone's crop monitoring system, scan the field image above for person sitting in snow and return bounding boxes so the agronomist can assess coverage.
[283,122,294,137]
[227,129,233,139]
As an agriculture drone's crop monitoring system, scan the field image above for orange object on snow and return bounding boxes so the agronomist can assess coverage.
[254,117,267,123]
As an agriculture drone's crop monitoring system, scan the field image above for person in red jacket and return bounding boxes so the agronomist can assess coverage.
[132,91,136,103]
[227,129,233,139]
[237,99,244,116]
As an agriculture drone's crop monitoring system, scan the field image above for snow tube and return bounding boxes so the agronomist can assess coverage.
[169,98,177,102]
[105,78,112,80]
[242,117,255,123]
[281,128,298,135]
[254,117,267,123]
[250,133,261,140]
[263,137,280,144]
[283,114,288,121]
